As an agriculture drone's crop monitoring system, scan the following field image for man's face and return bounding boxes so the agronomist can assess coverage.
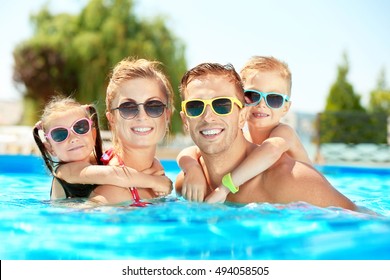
[180,74,246,155]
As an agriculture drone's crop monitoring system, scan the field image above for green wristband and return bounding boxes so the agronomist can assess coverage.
[222,173,239,194]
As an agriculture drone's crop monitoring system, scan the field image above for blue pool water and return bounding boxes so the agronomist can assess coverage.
[1,155,390,260]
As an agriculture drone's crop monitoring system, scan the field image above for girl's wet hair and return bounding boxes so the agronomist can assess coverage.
[32,96,103,176]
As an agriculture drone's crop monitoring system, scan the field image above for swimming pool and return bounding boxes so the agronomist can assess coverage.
[1,155,390,260]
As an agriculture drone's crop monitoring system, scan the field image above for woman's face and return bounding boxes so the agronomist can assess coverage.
[107,78,169,150]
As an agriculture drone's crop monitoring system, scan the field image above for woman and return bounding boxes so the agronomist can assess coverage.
[89,58,174,204]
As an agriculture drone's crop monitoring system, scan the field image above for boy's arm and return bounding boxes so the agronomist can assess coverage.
[269,124,312,164]
[176,145,208,202]
[205,137,289,203]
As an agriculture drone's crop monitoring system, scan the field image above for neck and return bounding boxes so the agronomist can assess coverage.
[120,146,157,171]
[200,130,250,189]
[247,123,277,145]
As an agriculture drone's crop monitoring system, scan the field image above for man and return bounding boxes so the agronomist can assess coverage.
[176,62,356,211]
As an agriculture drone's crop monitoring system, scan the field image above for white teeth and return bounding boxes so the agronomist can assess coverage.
[133,127,152,132]
[201,129,221,136]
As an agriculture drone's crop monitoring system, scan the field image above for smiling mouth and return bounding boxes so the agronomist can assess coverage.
[253,112,269,118]
[68,145,84,152]
[132,127,153,134]
[200,128,223,137]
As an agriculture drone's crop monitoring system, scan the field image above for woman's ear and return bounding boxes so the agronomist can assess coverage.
[106,111,114,127]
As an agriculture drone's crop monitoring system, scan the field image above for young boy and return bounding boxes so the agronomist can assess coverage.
[177,56,312,202]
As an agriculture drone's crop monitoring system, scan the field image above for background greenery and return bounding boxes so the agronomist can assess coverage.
[12,0,390,140]
[13,0,187,133]
[317,53,390,144]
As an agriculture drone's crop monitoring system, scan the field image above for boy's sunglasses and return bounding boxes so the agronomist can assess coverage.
[45,118,93,143]
[111,100,167,119]
[181,97,243,118]
[244,89,290,109]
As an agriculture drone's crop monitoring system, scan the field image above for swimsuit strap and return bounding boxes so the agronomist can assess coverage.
[101,148,146,206]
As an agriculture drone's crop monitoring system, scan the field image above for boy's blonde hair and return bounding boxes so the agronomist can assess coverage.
[240,56,292,95]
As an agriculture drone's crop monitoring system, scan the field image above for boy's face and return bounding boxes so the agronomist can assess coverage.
[244,70,290,129]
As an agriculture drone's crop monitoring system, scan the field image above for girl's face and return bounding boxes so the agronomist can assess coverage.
[107,78,170,150]
[45,108,96,163]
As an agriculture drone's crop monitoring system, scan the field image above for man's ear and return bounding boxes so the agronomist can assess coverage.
[180,111,189,132]
[238,107,248,129]
[44,141,56,157]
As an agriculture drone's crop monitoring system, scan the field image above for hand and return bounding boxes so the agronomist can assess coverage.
[205,185,230,203]
[181,165,207,202]
[152,175,172,196]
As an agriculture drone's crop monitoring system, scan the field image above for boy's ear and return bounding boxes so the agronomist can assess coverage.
[180,111,189,132]
[281,101,291,116]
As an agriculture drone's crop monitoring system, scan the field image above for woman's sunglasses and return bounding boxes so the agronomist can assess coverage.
[244,89,290,109]
[45,118,93,143]
[181,97,243,118]
[111,100,167,120]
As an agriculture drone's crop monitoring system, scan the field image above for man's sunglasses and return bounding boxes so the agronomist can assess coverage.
[181,97,243,118]
[45,118,93,143]
[111,100,167,119]
[244,89,290,109]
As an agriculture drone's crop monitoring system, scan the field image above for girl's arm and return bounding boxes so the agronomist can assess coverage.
[56,162,172,194]
[176,145,208,202]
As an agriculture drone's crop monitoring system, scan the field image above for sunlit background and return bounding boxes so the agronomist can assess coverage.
[0,0,389,163]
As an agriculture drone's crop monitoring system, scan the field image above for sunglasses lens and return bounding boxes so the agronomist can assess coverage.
[244,91,261,105]
[73,119,91,134]
[51,128,69,142]
[266,94,284,108]
[185,100,205,117]
[118,102,139,119]
[212,98,233,115]
[144,100,166,118]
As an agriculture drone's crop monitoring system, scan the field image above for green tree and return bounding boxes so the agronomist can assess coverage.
[318,53,387,144]
[369,68,390,115]
[13,0,187,134]
[325,52,365,112]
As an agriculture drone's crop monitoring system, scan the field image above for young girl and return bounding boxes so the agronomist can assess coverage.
[33,96,171,202]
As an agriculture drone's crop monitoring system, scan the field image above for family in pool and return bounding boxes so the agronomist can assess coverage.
[32,56,357,211]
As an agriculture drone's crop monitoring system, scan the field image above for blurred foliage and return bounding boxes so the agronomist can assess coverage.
[13,0,187,134]
[317,111,387,144]
[369,68,390,115]
[325,53,365,112]
[318,53,388,144]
